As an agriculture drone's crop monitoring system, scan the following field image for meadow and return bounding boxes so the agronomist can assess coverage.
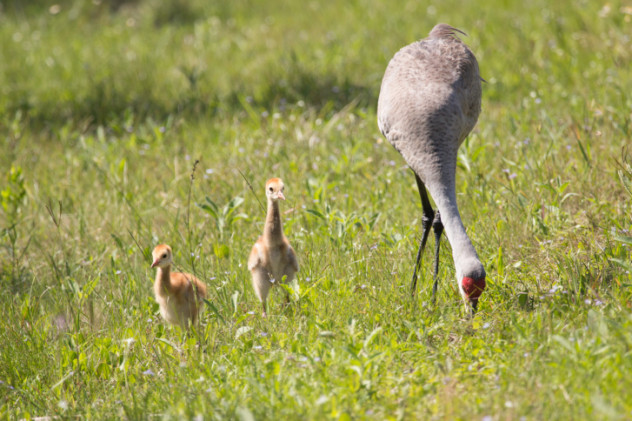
[1,0,632,419]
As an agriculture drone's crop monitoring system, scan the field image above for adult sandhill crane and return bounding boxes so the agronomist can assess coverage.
[248,178,299,317]
[151,244,207,327]
[377,23,486,312]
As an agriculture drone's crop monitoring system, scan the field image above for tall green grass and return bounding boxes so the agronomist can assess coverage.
[1,0,631,419]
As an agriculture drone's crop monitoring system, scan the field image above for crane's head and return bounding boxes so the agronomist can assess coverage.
[458,260,486,312]
[151,244,173,269]
[265,178,286,202]
[460,276,486,312]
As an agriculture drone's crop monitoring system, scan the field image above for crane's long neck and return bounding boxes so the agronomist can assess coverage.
[263,200,284,244]
[426,182,484,280]
[155,266,173,295]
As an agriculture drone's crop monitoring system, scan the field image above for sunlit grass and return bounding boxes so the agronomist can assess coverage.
[1,0,631,419]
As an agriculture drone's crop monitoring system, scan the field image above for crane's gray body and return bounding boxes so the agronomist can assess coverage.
[377,24,485,293]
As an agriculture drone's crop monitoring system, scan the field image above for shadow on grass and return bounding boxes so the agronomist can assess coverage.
[1,0,141,15]
[6,64,376,132]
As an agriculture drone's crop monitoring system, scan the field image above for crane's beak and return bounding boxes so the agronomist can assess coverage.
[151,258,160,268]
[277,191,286,201]
[470,298,479,314]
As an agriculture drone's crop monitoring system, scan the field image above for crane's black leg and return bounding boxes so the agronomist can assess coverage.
[431,210,444,303]
[410,173,435,296]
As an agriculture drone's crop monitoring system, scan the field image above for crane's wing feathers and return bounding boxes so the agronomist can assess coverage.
[248,240,264,271]
[377,27,482,157]
[286,245,299,272]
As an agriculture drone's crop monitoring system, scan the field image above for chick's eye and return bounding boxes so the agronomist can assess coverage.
[269,187,273,192]
[162,254,167,258]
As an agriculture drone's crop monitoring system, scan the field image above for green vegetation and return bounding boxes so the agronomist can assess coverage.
[1,0,631,419]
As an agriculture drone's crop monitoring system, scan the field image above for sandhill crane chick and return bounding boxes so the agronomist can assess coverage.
[248,178,299,317]
[377,24,486,312]
[151,244,207,327]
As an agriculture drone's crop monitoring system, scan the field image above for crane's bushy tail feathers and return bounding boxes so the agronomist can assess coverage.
[429,23,467,40]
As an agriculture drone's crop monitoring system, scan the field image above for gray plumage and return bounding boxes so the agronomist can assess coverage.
[377,23,486,310]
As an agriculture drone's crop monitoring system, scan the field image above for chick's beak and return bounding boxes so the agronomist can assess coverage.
[277,191,286,201]
[151,258,160,268]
